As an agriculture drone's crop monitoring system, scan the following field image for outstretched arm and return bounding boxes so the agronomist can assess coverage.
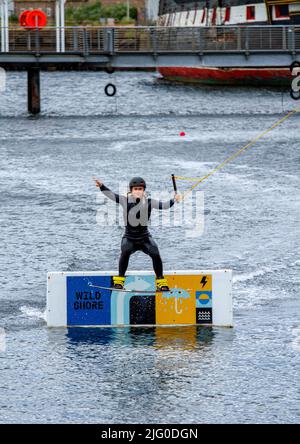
[94,179,126,206]
[150,193,180,210]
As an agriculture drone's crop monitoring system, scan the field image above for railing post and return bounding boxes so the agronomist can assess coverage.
[110,28,115,53]
[60,0,65,52]
[35,27,40,55]
[245,26,249,53]
[5,1,9,52]
[83,28,89,56]
[27,31,32,51]
[292,26,296,54]
[0,2,3,52]
[287,26,295,53]
[1,5,4,52]
[282,26,287,51]
[199,27,203,53]
[104,28,115,53]
[150,27,157,54]
[1,0,9,52]
[269,26,272,50]
[72,27,78,52]
[237,26,241,51]
[55,1,60,52]
[97,29,101,51]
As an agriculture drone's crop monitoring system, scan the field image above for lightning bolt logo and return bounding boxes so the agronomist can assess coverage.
[200,276,208,288]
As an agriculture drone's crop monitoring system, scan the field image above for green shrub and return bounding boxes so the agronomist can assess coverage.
[65,1,137,26]
[9,13,19,24]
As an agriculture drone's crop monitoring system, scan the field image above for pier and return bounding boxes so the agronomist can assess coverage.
[0,25,299,113]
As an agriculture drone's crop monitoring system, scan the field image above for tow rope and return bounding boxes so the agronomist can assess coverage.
[173,103,300,200]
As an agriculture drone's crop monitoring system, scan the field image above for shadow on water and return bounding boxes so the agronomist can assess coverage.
[156,76,289,92]
[63,326,216,351]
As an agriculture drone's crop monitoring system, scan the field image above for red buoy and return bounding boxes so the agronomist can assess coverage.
[180,131,186,137]
[19,10,47,29]
[26,10,47,28]
[19,10,31,27]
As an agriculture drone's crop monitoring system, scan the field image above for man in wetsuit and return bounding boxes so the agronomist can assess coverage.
[94,177,180,291]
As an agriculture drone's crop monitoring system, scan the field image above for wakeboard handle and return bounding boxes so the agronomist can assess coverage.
[171,173,177,193]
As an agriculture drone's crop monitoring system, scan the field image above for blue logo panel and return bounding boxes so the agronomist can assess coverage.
[196,291,212,308]
[67,276,111,326]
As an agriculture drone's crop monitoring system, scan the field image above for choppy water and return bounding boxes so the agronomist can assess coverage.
[0,71,299,424]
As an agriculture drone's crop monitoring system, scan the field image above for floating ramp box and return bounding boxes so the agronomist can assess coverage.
[47,270,233,328]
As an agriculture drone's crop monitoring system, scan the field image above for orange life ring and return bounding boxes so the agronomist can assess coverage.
[19,10,31,27]
[25,10,47,29]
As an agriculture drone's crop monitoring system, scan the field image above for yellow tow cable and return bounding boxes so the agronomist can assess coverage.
[175,103,300,200]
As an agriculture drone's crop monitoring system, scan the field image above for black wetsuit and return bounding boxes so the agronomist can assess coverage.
[99,184,175,278]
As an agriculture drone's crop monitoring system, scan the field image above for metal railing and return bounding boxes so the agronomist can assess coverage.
[0,26,299,55]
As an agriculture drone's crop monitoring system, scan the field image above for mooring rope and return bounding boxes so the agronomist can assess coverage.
[174,103,300,200]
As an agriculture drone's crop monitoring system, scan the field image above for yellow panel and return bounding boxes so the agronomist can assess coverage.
[156,274,211,325]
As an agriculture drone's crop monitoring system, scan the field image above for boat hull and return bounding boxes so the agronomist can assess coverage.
[158,66,292,86]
